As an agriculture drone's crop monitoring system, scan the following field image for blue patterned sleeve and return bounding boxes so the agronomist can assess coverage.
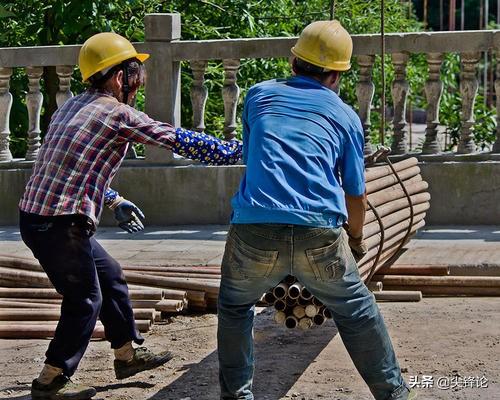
[104,188,120,207]
[173,128,242,165]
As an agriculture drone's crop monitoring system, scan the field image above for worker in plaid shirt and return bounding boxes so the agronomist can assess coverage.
[19,32,242,400]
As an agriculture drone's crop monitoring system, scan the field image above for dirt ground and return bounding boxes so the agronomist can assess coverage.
[0,297,498,400]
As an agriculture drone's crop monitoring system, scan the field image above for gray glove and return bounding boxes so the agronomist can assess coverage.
[348,234,368,262]
[113,198,146,233]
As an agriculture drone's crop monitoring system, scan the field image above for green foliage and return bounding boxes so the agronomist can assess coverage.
[2,0,496,157]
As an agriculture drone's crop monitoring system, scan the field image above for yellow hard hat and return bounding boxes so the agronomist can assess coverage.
[291,20,352,72]
[79,32,150,82]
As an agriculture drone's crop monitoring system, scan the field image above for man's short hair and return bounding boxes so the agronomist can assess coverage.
[292,57,335,80]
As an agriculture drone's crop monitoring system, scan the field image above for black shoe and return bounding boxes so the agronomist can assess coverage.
[31,375,96,399]
[114,347,173,380]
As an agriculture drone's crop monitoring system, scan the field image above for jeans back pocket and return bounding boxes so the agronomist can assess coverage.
[222,229,278,281]
[305,232,347,282]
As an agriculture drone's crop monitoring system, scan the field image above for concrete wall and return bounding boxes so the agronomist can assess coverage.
[2,161,499,226]
[419,161,500,225]
[0,164,244,226]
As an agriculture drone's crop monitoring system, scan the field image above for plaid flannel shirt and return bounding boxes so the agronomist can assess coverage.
[19,89,241,224]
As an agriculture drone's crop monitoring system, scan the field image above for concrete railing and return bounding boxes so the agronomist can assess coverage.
[2,13,500,166]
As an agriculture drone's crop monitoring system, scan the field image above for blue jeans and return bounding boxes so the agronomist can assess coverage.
[217,224,410,400]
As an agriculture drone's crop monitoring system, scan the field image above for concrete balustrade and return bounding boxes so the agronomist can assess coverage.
[1,14,500,226]
[1,16,500,162]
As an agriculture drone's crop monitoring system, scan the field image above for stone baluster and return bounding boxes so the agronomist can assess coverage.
[25,67,43,161]
[492,51,500,153]
[56,65,74,108]
[0,67,13,162]
[457,52,480,154]
[190,60,208,132]
[355,55,375,155]
[222,59,240,140]
[390,53,410,154]
[422,53,444,154]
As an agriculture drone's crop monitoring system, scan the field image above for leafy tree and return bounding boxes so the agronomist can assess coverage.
[0,0,447,158]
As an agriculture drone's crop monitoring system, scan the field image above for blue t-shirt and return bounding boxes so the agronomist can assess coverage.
[231,75,365,228]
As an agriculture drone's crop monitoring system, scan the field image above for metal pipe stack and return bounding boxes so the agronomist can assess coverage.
[371,264,500,296]
[359,157,430,281]
[263,276,333,330]
[0,255,223,339]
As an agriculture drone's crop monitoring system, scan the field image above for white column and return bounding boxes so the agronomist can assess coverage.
[56,65,74,108]
[390,53,410,154]
[0,67,13,162]
[222,59,240,140]
[25,67,44,161]
[355,55,375,155]
[190,60,208,132]
[422,53,444,154]
[457,52,480,154]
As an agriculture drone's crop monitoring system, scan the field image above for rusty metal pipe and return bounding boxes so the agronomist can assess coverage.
[288,283,303,299]
[374,290,422,302]
[274,311,287,325]
[274,299,286,311]
[298,317,313,330]
[292,305,306,319]
[273,283,288,299]
[284,315,298,329]
[365,157,418,182]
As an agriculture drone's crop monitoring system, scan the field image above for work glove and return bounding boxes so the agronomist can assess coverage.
[347,233,368,262]
[112,198,146,233]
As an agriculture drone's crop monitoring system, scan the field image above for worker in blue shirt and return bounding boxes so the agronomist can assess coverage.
[217,21,416,400]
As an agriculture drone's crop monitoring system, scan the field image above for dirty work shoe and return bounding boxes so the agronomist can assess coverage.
[114,346,173,380]
[31,375,96,399]
[408,389,418,399]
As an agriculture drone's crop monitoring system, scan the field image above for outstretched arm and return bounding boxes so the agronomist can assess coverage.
[117,106,242,165]
[173,128,242,165]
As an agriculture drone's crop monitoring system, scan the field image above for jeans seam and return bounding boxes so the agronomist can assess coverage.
[387,382,410,399]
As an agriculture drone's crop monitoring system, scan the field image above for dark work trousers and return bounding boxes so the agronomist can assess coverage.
[19,211,144,377]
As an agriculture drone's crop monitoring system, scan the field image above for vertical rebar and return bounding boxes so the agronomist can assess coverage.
[424,0,428,29]
[484,0,489,105]
[440,0,444,30]
[449,0,456,30]
[380,0,386,146]
[461,0,465,30]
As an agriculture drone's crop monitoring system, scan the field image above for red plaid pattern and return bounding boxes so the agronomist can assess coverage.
[19,89,176,223]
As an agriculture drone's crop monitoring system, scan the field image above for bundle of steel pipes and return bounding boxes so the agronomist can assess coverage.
[359,156,430,281]
[262,275,332,330]
[0,255,220,339]
[371,264,500,296]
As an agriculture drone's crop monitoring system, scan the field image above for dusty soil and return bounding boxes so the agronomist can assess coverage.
[0,297,498,400]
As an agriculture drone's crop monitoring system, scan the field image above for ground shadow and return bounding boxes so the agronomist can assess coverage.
[147,308,338,400]
[95,380,156,392]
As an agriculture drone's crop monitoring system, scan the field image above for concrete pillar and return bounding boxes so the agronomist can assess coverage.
[144,13,181,164]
